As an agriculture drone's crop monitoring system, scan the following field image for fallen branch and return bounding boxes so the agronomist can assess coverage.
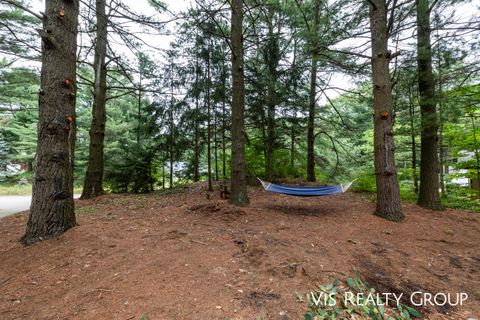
[190,239,208,246]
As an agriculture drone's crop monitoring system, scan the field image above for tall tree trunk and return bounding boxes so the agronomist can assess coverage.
[214,104,219,181]
[137,65,142,144]
[22,0,79,245]
[169,79,174,189]
[162,156,165,189]
[260,106,267,170]
[471,115,480,192]
[265,10,277,181]
[369,0,404,221]
[307,55,317,182]
[222,61,227,180]
[148,158,153,191]
[169,121,173,189]
[290,36,298,171]
[416,0,442,209]
[206,44,213,192]
[194,100,200,182]
[307,0,320,182]
[124,147,128,192]
[290,118,296,169]
[193,51,200,182]
[229,0,248,206]
[81,0,108,200]
[436,37,446,195]
[265,95,275,180]
[438,61,445,195]
[408,89,419,194]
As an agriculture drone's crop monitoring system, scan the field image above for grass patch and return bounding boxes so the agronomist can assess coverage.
[76,205,100,215]
[0,183,32,195]
[352,176,480,212]
[0,183,83,196]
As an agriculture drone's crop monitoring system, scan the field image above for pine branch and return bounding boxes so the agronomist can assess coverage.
[1,0,45,20]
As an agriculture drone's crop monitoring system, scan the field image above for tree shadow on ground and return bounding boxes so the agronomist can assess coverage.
[264,204,342,217]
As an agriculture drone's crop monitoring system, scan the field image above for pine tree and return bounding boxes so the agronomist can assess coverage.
[416,0,442,210]
[368,0,404,221]
[229,0,248,206]
[307,0,321,182]
[81,0,108,199]
[22,0,79,245]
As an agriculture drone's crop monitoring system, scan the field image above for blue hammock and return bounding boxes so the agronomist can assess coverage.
[258,178,355,197]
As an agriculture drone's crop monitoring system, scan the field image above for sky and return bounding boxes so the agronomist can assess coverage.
[29,0,192,51]
[29,0,190,14]
[5,0,479,106]
[24,0,354,102]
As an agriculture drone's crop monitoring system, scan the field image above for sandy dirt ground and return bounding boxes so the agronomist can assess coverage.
[0,182,478,320]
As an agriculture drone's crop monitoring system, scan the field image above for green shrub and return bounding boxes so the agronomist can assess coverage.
[302,271,421,320]
[442,185,480,212]
[351,169,376,193]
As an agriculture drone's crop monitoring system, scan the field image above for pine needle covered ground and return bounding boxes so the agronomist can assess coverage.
[0,183,478,319]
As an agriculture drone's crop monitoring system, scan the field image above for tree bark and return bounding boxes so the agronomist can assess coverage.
[162,157,165,189]
[470,115,480,192]
[81,0,108,199]
[408,91,419,194]
[169,76,174,189]
[265,8,277,181]
[416,0,442,210]
[206,44,213,192]
[193,49,200,182]
[229,0,248,206]
[22,0,79,245]
[137,57,142,145]
[307,54,318,182]
[193,98,200,182]
[307,0,320,182]
[290,117,296,169]
[214,102,219,181]
[124,147,128,192]
[290,36,299,171]
[438,62,445,195]
[369,0,404,221]
[221,60,227,181]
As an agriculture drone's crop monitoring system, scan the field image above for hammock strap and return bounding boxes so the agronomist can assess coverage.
[257,177,271,191]
[341,179,357,193]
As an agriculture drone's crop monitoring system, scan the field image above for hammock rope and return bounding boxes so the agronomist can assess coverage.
[257,178,356,197]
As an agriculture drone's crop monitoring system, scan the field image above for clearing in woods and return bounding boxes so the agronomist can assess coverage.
[0,183,478,319]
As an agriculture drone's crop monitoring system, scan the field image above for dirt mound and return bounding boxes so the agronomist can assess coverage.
[188,200,245,221]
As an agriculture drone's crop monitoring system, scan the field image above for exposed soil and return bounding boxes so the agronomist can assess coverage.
[0,182,479,320]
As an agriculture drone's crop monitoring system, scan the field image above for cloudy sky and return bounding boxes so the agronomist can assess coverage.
[7,0,479,105]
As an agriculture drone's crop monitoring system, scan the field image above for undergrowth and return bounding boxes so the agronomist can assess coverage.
[352,173,480,212]
[301,271,421,320]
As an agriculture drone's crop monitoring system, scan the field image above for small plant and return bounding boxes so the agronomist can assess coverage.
[256,313,266,320]
[303,271,421,320]
[76,203,104,215]
[16,177,29,186]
